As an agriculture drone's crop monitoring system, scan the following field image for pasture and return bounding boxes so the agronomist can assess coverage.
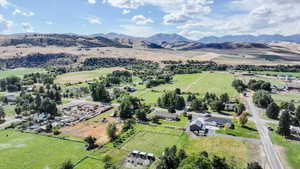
[121,131,184,155]
[237,75,285,86]
[152,72,238,97]
[184,136,260,167]
[74,157,104,169]
[0,68,45,79]
[0,130,92,169]
[55,67,124,84]
[216,121,260,139]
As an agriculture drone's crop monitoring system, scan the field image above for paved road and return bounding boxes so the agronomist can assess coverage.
[245,97,285,169]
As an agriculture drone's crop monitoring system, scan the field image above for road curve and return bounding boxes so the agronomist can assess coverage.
[245,97,285,169]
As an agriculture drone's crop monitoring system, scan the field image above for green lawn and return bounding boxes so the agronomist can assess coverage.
[3,105,16,117]
[0,68,45,79]
[184,136,256,167]
[152,72,238,97]
[272,93,300,104]
[216,121,260,139]
[121,130,185,155]
[131,90,162,105]
[270,132,300,169]
[155,114,189,128]
[74,157,104,169]
[0,130,97,169]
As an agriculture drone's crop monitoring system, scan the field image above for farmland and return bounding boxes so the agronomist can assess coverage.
[55,67,123,84]
[0,68,45,79]
[153,72,238,97]
[0,130,92,169]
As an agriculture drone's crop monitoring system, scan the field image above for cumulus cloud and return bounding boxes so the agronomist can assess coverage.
[131,15,153,25]
[88,0,96,4]
[86,16,102,24]
[122,9,130,15]
[13,9,35,16]
[21,22,34,32]
[0,0,8,7]
[103,0,213,25]
[0,14,12,32]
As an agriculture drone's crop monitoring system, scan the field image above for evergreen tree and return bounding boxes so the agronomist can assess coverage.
[119,98,133,119]
[266,102,280,119]
[247,162,263,169]
[239,112,248,127]
[220,93,229,103]
[296,105,300,124]
[277,110,291,137]
[234,103,246,115]
[0,106,5,121]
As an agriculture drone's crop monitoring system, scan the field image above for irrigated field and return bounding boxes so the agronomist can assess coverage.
[0,130,93,169]
[55,67,124,84]
[184,136,261,167]
[0,68,45,79]
[153,72,238,96]
[121,131,184,155]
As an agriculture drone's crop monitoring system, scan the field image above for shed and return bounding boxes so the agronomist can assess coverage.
[4,94,17,102]
[190,119,205,132]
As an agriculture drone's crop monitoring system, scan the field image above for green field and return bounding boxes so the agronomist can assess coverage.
[121,131,184,155]
[55,68,121,84]
[272,93,300,105]
[74,157,104,169]
[184,136,257,167]
[3,105,16,117]
[0,68,45,79]
[131,90,163,105]
[153,72,238,96]
[216,121,260,139]
[156,114,189,128]
[0,130,95,169]
[270,132,300,169]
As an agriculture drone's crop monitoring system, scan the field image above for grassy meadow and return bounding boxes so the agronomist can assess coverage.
[0,130,93,169]
[0,68,45,79]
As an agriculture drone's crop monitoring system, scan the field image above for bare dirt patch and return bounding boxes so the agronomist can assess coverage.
[60,117,122,144]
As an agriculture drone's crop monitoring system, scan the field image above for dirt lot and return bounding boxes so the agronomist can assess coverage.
[60,117,122,144]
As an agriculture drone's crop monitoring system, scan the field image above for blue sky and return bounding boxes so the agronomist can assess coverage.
[0,0,299,40]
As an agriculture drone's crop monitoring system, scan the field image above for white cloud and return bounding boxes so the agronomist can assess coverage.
[103,0,213,25]
[0,14,12,32]
[118,24,157,37]
[0,0,8,7]
[46,21,53,25]
[179,30,214,40]
[88,0,96,4]
[122,9,130,15]
[86,16,102,24]
[131,15,153,25]
[21,22,34,32]
[12,9,35,16]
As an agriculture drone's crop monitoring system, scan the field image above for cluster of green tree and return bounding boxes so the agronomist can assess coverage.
[232,64,300,73]
[0,76,22,92]
[119,96,151,121]
[252,90,273,108]
[164,61,227,74]
[188,92,245,115]
[0,106,5,122]
[146,75,173,88]
[62,87,89,98]
[83,58,138,68]
[247,79,271,92]
[23,72,55,85]
[232,79,271,93]
[89,82,111,103]
[104,70,133,87]
[2,53,75,68]
[157,91,186,112]
[231,79,247,93]
[14,84,61,117]
[156,145,262,169]
[0,73,55,92]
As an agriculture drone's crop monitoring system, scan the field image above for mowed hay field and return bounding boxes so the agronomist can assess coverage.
[0,130,90,169]
[184,137,260,167]
[74,157,104,169]
[55,67,124,84]
[121,131,184,155]
[0,68,45,79]
[153,72,238,96]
